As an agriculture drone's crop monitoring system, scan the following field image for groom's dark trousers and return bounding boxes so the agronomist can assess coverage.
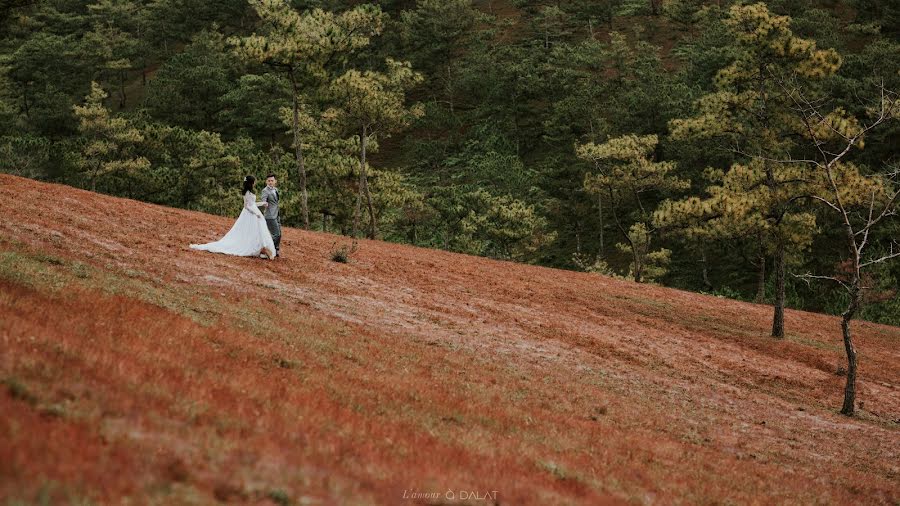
[266,217,281,252]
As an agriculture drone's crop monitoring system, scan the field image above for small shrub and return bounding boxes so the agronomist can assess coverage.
[38,404,66,419]
[213,482,246,502]
[274,356,300,369]
[267,489,291,506]
[3,377,38,405]
[331,248,348,263]
[709,286,744,301]
[589,405,608,421]
[164,458,190,483]
[72,263,91,279]
[330,241,355,263]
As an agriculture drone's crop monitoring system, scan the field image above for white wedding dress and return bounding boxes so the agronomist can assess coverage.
[190,191,277,259]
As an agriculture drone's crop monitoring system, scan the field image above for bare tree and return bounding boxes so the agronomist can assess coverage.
[783,80,900,416]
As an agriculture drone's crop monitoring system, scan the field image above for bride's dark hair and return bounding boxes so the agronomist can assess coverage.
[241,175,255,195]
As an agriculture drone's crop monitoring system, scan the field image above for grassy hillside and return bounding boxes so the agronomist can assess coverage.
[1,174,898,504]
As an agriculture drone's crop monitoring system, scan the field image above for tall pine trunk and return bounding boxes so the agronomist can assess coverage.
[632,245,643,283]
[361,125,377,239]
[701,249,712,290]
[22,83,30,118]
[757,62,786,338]
[771,240,785,338]
[289,71,310,229]
[119,69,126,109]
[755,238,766,303]
[352,124,368,239]
[597,194,604,257]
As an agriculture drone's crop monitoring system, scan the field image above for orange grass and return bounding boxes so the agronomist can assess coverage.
[0,173,898,504]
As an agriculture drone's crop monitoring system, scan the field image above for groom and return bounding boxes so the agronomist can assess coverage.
[261,174,282,258]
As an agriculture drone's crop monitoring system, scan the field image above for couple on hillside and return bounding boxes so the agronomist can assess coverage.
[190,174,283,260]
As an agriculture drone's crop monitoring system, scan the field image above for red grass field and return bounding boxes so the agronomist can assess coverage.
[1,174,898,505]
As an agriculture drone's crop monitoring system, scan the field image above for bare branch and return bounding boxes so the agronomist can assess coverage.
[861,188,900,232]
[860,241,900,268]
[807,195,840,213]
[730,145,824,169]
[793,272,849,291]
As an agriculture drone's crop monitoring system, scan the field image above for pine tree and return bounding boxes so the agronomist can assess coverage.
[328,59,424,241]
[232,0,385,229]
[577,134,689,282]
[73,82,149,191]
[667,3,842,337]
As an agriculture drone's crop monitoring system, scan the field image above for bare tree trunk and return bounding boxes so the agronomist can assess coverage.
[608,187,638,280]
[352,172,363,240]
[512,89,520,157]
[91,162,101,192]
[840,286,860,415]
[757,61,785,338]
[289,71,310,229]
[771,240,785,338]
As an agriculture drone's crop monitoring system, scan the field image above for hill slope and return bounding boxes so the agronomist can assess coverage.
[1,174,898,505]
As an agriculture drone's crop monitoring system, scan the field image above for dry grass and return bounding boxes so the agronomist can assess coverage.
[0,174,898,504]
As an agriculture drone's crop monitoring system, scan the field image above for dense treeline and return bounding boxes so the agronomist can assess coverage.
[1,0,898,328]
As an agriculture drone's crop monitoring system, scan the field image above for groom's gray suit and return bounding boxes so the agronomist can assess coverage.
[261,185,281,253]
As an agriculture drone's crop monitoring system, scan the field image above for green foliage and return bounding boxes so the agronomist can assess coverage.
[663,0,705,24]
[144,30,238,130]
[578,134,687,282]
[231,1,385,82]
[660,2,860,328]
[445,188,557,261]
[72,82,149,192]
[0,0,897,326]
[219,73,291,139]
[0,134,54,179]
[327,59,425,135]
[615,223,672,283]
[6,31,88,134]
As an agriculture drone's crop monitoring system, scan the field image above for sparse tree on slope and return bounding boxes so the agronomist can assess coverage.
[668,2,842,338]
[785,82,900,416]
[328,59,424,241]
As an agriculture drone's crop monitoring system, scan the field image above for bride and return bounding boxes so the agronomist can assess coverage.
[190,175,277,259]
